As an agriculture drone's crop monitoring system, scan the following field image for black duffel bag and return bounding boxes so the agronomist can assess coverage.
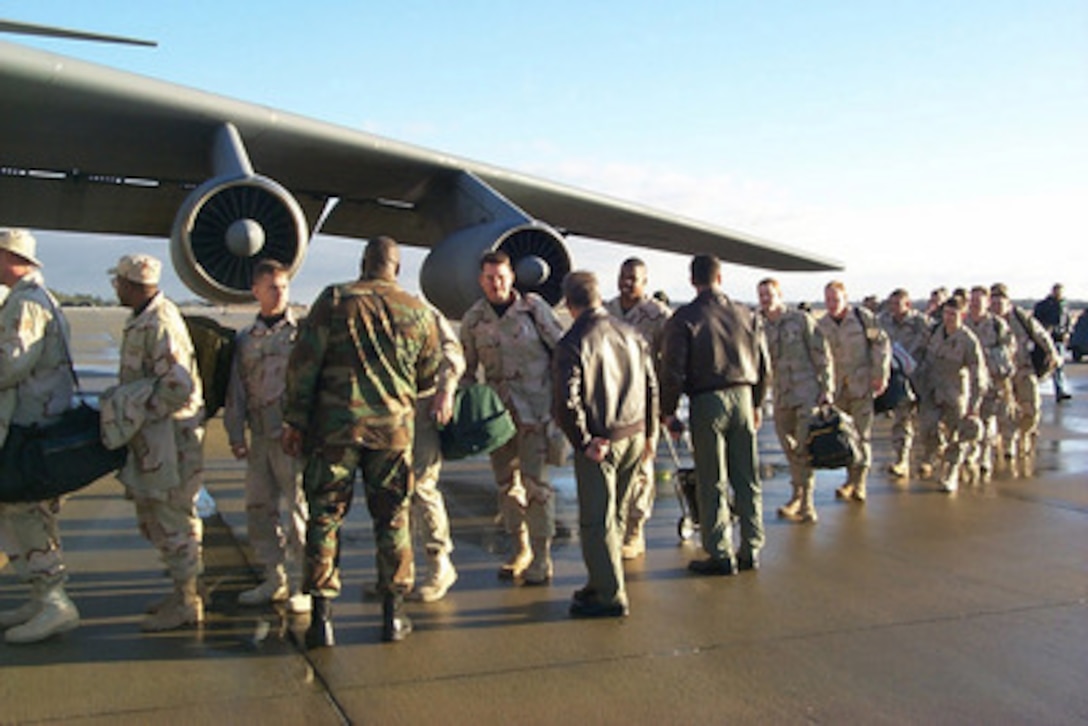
[0,402,126,503]
[806,405,862,470]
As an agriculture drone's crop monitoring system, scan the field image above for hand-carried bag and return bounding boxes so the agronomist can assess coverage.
[0,295,126,503]
[439,383,517,460]
[806,404,862,470]
[0,401,125,502]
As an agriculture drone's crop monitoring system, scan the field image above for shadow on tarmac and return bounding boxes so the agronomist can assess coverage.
[2,316,1086,723]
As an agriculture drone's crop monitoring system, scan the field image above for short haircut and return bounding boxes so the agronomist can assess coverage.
[970,285,989,297]
[943,297,965,311]
[621,257,647,271]
[758,277,780,292]
[691,255,721,286]
[825,280,846,294]
[563,270,601,310]
[480,250,512,270]
[362,235,400,277]
[252,258,288,282]
[891,287,909,299]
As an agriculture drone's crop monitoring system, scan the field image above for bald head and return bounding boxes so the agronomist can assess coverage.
[362,236,401,281]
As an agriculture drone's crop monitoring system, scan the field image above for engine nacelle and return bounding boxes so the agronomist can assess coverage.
[420,221,572,320]
[170,174,308,303]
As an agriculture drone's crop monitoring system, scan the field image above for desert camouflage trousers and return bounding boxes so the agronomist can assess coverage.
[0,499,66,587]
[131,423,205,582]
[303,446,413,599]
[488,422,554,539]
[244,435,307,569]
[412,403,452,557]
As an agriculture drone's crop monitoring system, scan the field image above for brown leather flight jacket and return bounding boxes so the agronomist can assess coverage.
[551,307,659,453]
[660,288,769,415]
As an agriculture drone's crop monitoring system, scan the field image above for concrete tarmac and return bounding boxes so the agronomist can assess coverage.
[1,309,1086,724]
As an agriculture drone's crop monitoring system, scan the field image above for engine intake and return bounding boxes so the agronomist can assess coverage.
[170,175,308,302]
[420,221,571,319]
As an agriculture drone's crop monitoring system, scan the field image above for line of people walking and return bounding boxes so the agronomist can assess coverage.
[0,225,1074,646]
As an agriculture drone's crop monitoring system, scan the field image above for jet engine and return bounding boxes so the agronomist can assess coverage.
[169,174,308,303]
[419,220,571,320]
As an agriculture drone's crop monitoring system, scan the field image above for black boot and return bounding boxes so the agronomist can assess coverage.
[305,596,335,649]
[381,593,412,643]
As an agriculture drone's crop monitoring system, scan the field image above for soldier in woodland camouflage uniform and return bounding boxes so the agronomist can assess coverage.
[989,283,1058,477]
[407,306,463,602]
[757,278,833,524]
[604,258,671,558]
[817,281,891,503]
[282,237,440,646]
[878,288,931,479]
[918,297,986,492]
[224,260,309,612]
[108,254,205,631]
[964,286,1016,482]
[460,250,565,585]
[0,229,80,644]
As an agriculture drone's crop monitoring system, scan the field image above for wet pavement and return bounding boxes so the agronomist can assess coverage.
[1,310,1086,724]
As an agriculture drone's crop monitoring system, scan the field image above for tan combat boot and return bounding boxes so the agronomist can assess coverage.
[238,564,289,606]
[142,578,204,632]
[852,468,868,502]
[5,583,79,644]
[777,485,802,519]
[498,526,533,580]
[413,551,458,602]
[522,537,553,585]
[789,482,818,524]
[621,519,646,560]
[938,461,959,493]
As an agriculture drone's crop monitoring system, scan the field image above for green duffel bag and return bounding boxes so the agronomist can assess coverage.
[439,384,517,461]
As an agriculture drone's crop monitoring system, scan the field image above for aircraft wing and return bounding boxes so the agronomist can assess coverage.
[0,40,836,267]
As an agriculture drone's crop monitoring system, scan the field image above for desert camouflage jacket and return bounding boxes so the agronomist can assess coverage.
[459,291,564,426]
[0,271,73,445]
[965,312,1016,382]
[818,305,891,401]
[604,295,671,368]
[922,324,986,412]
[762,307,833,410]
[224,310,297,444]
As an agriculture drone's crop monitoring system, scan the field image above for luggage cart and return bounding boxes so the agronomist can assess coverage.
[664,433,700,541]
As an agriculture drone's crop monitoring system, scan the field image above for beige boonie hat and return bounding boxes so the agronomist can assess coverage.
[109,254,162,285]
[0,228,43,267]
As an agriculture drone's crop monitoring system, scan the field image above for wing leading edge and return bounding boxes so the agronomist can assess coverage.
[0,40,840,273]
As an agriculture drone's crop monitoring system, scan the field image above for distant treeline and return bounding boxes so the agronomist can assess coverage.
[54,292,114,307]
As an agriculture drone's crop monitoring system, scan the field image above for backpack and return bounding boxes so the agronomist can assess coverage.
[806,405,862,470]
[183,315,237,419]
[439,384,517,460]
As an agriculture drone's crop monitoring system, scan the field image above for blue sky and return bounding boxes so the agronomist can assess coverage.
[10,1,1087,305]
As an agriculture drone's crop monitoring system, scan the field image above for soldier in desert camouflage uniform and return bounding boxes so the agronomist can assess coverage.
[224,260,309,612]
[989,283,1058,477]
[407,306,463,602]
[282,236,440,646]
[757,278,833,524]
[818,281,891,503]
[964,286,1016,482]
[878,288,930,479]
[604,258,671,558]
[918,297,986,492]
[460,251,565,585]
[108,253,205,632]
[0,229,81,644]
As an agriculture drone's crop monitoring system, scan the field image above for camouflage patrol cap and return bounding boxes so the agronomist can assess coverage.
[109,254,162,285]
[0,228,43,267]
[990,283,1009,299]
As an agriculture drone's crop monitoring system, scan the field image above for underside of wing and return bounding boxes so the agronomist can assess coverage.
[0,40,839,316]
